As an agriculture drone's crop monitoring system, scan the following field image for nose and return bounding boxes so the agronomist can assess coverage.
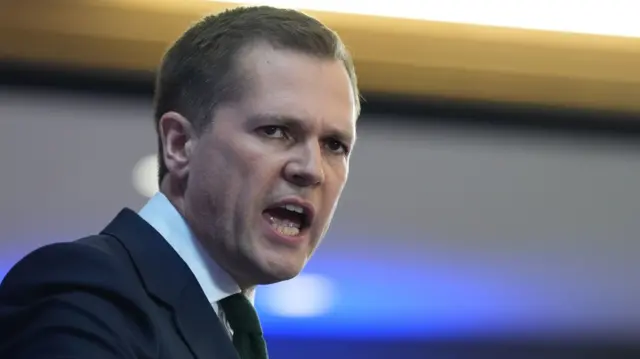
[283,141,325,187]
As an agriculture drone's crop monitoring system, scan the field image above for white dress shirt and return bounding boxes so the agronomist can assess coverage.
[138,192,255,335]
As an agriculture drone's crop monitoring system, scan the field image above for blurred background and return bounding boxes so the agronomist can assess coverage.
[2,1,640,358]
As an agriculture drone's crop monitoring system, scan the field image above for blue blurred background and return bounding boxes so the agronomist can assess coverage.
[2,1,640,358]
[2,85,639,358]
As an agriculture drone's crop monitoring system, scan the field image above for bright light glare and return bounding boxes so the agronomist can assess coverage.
[223,0,640,38]
[261,273,336,317]
[132,154,159,198]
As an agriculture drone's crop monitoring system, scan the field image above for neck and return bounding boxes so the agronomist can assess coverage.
[159,176,185,213]
[159,177,258,298]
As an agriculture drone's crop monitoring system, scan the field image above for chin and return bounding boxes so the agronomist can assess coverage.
[256,259,305,285]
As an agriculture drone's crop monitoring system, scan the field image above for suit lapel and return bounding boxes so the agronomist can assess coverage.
[175,281,239,359]
[101,209,238,359]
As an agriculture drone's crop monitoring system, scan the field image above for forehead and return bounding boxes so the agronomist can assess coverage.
[236,44,357,139]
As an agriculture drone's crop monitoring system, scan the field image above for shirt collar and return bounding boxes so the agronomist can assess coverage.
[138,192,255,305]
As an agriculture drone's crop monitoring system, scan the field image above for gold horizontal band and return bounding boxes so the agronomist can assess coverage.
[2,0,640,114]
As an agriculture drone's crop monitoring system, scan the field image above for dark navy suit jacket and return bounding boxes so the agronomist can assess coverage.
[0,209,239,359]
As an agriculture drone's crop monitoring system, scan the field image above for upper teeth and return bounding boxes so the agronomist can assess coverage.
[283,204,304,214]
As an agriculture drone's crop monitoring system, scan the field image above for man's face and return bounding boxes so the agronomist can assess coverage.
[182,45,357,287]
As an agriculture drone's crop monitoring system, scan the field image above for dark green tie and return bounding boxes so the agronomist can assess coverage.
[219,293,268,359]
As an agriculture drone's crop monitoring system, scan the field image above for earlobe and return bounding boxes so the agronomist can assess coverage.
[159,112,194,180]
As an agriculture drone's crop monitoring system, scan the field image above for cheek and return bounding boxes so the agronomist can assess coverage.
[329,162,349,192]
[189,138,240,201]
[236,149,263,179]
[223,141,276,212]
[323,170,348,214]
[232,139,282,191]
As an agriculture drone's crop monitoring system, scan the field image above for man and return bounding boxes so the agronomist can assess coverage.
[0,5,359,359]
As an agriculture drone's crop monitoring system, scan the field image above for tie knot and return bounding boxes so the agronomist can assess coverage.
[219,293,263,334]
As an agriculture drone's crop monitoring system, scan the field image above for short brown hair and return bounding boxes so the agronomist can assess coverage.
[153,5,360,184]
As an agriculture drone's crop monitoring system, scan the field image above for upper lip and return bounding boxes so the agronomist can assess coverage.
[265,197,316,228]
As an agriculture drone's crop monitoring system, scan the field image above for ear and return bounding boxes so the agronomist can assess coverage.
[158,111,195,182]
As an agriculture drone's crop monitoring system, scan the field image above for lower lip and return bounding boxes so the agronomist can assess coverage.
[260,214,308,246]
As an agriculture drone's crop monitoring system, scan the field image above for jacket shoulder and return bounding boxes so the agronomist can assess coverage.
[0,236,158,358]
[0,235,132,296]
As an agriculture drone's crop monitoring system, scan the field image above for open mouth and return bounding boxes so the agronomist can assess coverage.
[262,203,312,237]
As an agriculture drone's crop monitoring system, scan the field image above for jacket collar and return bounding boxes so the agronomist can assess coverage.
[137,192,247,306]
[101,209,238,359]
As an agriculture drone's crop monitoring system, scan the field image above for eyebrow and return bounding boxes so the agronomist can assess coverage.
[246,113,356,145]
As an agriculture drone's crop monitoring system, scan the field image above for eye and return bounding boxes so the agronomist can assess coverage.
[259,126,287,139]
[324,139,349,155]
